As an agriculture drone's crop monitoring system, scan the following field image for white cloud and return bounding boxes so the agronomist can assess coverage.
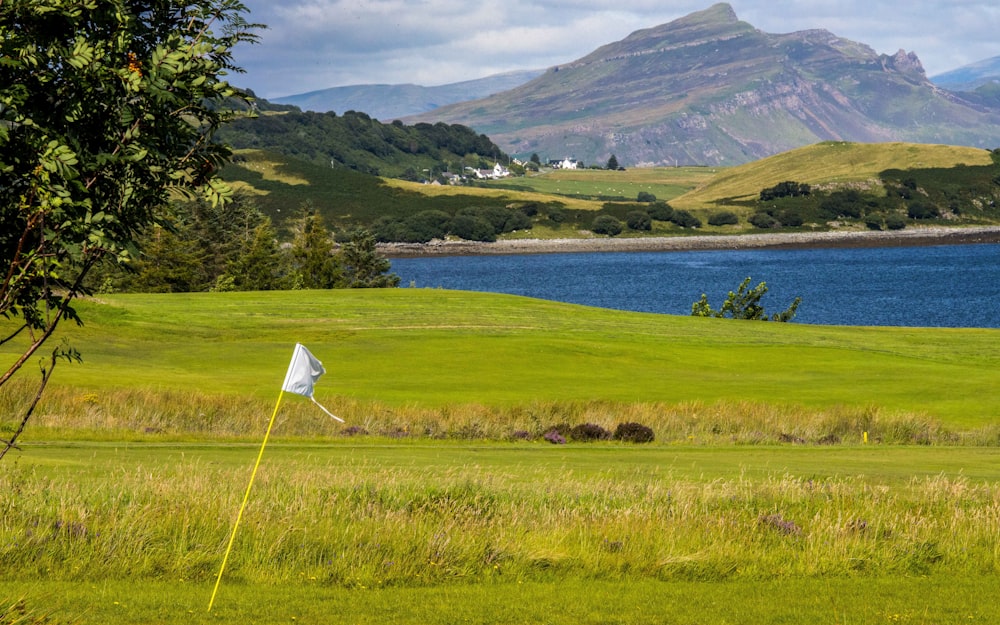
[232,0,1000,98]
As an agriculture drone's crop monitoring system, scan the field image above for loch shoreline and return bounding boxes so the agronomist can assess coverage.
[380,225,1000,258]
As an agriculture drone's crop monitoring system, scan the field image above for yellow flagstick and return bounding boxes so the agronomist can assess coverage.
[208,389,286,612]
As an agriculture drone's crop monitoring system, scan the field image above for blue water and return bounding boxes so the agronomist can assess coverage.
[390,243,1000,327]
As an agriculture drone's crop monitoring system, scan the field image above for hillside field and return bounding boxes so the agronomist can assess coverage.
[673,141,997,209]
[479,165,720,203]
[221,142,1000,236]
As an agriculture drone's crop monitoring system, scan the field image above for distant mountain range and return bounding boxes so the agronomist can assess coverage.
[269,69,544,120]
[930,56,1000,91]
[396,3,1000,167]
[261,3,1000,169]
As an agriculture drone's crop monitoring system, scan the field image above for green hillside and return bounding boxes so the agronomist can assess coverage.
[6,289,1000,434]
[218,142,1000,240]
[220,148,521,225]
[218,108,507,178]
[674,141,996,208]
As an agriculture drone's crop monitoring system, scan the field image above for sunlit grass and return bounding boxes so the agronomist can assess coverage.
[4,288,1000,623]
[481,166,719,203]
[674,141,993,209]
[2,442,999,623]
[382,176,603,210]
[4,289,999,428]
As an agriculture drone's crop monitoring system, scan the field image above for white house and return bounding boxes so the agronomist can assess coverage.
[470,163,511,179]
[548,158,579,170]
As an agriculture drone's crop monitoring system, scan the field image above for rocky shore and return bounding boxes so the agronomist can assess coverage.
[380,225,1000,257]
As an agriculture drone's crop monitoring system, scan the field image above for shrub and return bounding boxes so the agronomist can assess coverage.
[636,191,657,202]
[591,214,623,236]
[613,422,655,443]
[708,211,739,226]
[547,422,571,437]
[647,202,674,221]
[504,210,533,232]
[776,209,804,227]
[885,214,906,230]
[543,429,566,444]
[760,181,811,201]
[546,207,566,223]
[864,214,884,230]
[459,206,509,232]
[569,423,611,441]
[819,190,865,219]
[669,210,702,229]
[404,210,451,241]
[625,210,652,231]
[450,215,496,242]
[907,202,940,219]
[749,212,779,229]
[518,203,539,217]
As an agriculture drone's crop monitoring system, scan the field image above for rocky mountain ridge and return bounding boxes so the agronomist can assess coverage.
[403,3,1000,166]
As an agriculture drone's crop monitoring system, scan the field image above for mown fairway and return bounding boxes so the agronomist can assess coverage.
[3,288,1000,624]
[5,288,1000,427]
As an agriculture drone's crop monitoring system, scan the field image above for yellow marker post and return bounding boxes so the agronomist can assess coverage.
[208,343,337,611]
[208,391,285,611]
[863,431,869,444]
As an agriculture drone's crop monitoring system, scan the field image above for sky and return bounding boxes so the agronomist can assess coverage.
[231,1,1000,99]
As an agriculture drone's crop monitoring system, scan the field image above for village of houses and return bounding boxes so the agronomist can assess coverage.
[429,157,581,185]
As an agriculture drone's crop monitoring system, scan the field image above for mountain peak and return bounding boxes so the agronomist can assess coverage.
[682,2,739,24]
[408,4,1000,166]
[576,3,753,67]
[621,2,745,41]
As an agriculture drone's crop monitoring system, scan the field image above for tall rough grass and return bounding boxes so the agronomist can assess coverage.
[1,455,998,587]
[6,380,1000,446]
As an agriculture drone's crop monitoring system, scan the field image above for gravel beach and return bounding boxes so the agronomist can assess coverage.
[380,225,1000,257]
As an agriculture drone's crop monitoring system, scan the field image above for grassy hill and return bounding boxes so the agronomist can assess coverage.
[221,149,562,228]
[6,289,1000,437]
[672,141,996,209]
[219,142,1000,237]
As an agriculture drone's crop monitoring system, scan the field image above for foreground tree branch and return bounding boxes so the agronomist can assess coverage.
[0,0,261,457]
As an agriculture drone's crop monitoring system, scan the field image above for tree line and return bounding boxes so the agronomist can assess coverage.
[89,196,400,293]
[218,106,508,179]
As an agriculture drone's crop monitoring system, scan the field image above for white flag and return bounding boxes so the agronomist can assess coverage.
[281,343,343,422]
[282,343,325,397]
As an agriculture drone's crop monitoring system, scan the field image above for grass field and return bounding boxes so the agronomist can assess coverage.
[2,442,999,623]
[481,166,720,203]
[3,288,1000,623]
